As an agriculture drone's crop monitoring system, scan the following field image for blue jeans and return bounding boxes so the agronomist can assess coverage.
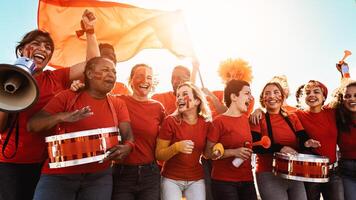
[112,163,160,200]
[161,177,205,200]
[211,179,257,200]
[33,168,112,200]
[304,169,344,200]
[201,157,213,200]
[0,162,42,200]
[340,159,356,200]
[256,172,307,200]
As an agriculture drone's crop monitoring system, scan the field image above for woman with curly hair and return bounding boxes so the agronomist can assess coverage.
[333,81,356,200]
[155,82,212,200]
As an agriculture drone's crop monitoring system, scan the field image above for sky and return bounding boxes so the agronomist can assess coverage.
[1,0,356,107]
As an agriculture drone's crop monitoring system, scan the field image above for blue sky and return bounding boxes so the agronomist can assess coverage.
[1,0,356,106]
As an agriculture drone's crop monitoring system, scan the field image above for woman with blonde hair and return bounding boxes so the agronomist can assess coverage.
[155,82,212,200]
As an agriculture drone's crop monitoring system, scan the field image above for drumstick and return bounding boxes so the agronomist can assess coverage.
[252,136,271,149]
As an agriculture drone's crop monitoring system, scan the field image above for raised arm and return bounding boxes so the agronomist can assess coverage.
[69,10,100,80]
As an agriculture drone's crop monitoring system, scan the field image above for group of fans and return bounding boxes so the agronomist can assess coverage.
[0,10,355,200]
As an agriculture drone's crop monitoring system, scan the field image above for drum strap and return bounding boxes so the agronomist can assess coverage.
[265,112,296,151]
[1,113,19,159]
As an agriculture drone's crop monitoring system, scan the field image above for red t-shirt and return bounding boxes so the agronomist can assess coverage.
[41,90,130,174]
[295,109,338,163]
[339,121,356,159]
[0,68,70,163]
[250,113,304,173]
[118,96,165,165]
[152,91,176,115]
[208,115,253,182]
[159,116,212,181]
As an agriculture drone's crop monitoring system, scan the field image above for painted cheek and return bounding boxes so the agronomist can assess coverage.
[93,72,103,80]
[184,96,190,108]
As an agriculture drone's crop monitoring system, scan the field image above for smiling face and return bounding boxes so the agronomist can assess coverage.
[262,84,284,113]
[87,58,116,94]
[343,85,356,113]
[130,66,153,98]
[20,35,53,71]
[231,85,252,113]
[176,85,200,113]
[304,85,324,110]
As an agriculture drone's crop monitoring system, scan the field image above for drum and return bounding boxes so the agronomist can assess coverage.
[273,152,330,183]
[46,127,121,168]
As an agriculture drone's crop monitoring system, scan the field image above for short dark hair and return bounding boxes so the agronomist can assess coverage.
[15,30,54,59]
[83,57,114,88]
[224,79,250,107]
[172,65,191,77]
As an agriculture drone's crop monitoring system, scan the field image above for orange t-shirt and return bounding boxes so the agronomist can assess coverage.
[250,113,304,173]
[118,96,165,164]
[159,116,212,181]
[0,68,70,163]
[295,109,338,163]
[152,91,176,115]
[42,90,130,174]
[208,115,253,182]
[110,82,130,95]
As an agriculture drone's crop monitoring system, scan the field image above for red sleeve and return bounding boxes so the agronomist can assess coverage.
[159,117,174,141]
[289,113,304,132]
[42,90,70,114]
[49,68,71,89]
[207,117,221,143]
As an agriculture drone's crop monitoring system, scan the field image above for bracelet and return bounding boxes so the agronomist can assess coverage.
[75,20,95,38]
[124,140,135,151]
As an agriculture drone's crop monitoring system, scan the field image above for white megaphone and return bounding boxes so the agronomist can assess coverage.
[0,57,39,112]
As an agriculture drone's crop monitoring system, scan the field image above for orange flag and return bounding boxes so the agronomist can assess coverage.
[38,0,196,68]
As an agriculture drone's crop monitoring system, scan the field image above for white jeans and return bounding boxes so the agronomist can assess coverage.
[161,177,205,200]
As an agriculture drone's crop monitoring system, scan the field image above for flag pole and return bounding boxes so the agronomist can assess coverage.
[191,58,205,88]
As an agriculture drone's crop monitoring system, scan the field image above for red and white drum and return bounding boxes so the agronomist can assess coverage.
[46,127,121,168]
[273,152,330,183]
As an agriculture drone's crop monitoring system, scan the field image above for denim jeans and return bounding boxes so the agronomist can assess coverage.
[33,168,112,200]
[161,177,205,200]
[211,179,257,200]
[201,157,213,200]
[256,172,307,200]
[112,163,161,200]
[340,159,356,200]
[0,162,42,200]
[304,169,344,200]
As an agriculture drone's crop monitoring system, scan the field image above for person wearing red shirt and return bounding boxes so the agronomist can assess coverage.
[27,57,133,200]
[112,64,165,200]
[0,10,99,200]
[333,81,356,200]
[98,43,130,95]
[295,80,344,200]
[152,65,191,115]
[251,82,319,200]
[205,80,257,200]
[155,82,212,200]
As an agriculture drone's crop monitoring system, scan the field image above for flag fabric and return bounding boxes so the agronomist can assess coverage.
[38,0,196,68]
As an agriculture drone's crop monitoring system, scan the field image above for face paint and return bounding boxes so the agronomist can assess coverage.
[184,95,190,109]
[131,67,152,97]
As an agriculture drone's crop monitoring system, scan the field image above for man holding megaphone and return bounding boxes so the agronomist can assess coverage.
[0,10,99,200]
